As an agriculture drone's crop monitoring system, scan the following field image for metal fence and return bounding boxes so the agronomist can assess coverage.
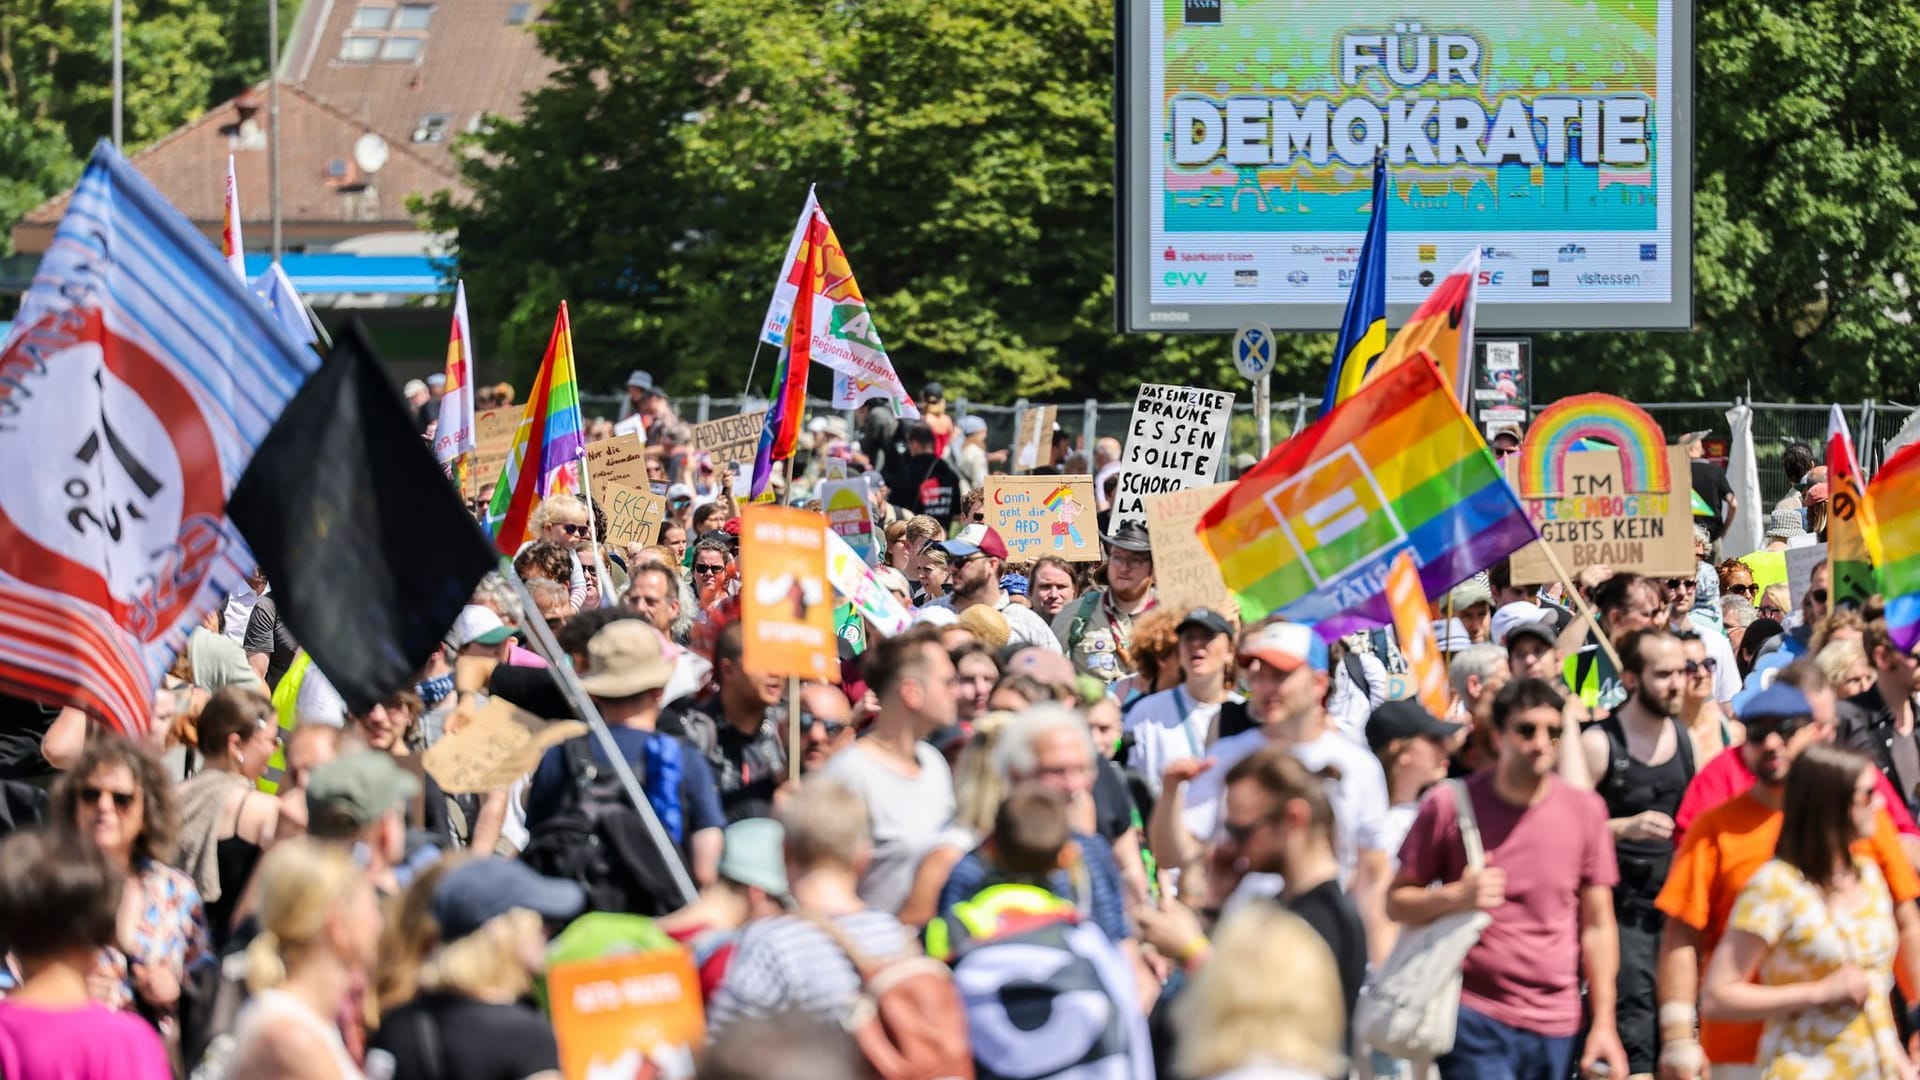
[583,392,1917,506]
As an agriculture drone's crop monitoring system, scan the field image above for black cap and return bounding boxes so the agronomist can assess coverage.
[923,382,946,402]
[1177,608,1233,637]
[1102,520,1152,553]
[1366,699,1464,750]
[1503,620,1558,651]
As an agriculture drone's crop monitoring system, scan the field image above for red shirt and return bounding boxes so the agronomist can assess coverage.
[1673,745,1920,843]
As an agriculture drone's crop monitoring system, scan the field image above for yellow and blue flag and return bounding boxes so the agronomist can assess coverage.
[1321,157,1388,415]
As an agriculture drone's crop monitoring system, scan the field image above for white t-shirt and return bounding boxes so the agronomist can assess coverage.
[1122,686,1243,798]
[823,740,955,914]
[1181,726,1393,885]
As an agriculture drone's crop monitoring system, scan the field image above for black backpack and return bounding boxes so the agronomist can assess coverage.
[519,737,689,917]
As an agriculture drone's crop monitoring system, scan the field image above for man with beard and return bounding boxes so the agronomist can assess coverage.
[1576,630,1694,1080]
[1054,522,1157,685]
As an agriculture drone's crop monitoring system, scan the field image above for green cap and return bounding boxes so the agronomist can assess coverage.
[306,750,420,830]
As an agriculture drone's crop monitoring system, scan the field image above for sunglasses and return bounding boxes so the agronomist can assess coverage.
[803,714,849,738]
[1724,583,1757,597]
[1511,721,1563,742]
[80,785,136,811]
[1759,606,1786,619]
[694,563,726,576]
[1665,578,1697,591]
[1747,715,1810,742]
[1220,815,1275,846]
[1684,658,1718,676]
[1809,588,1829,605]
[556,523,590,537]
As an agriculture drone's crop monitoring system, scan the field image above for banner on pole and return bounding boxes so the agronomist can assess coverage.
[740,506,835,679]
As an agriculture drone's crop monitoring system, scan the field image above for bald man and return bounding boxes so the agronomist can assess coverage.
[793,682,856,773]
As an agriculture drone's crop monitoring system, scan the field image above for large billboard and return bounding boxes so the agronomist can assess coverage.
[1118,0,1692,334]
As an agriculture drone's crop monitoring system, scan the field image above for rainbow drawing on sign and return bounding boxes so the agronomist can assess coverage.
[1045,485,1086,550]
[1516,393,1670,498]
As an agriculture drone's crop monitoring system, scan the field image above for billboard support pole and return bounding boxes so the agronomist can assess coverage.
[1255,372,1271,458]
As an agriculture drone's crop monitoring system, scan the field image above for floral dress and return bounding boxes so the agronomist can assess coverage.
[99,858,213,1032]
[1728,856,1908,1079]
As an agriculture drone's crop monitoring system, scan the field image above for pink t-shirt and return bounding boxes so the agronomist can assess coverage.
[0,1001,171,1079]
[1672,746,1919,843]
[1397,771,1618,1037]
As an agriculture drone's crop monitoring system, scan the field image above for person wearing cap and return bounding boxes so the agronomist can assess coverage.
[1120,607,1242,798]
[1392,678,1630,1079]
[1654,678,1920,1080]
[954,414,991,492]
[1054,520,1157,684]
[1443,577,1495,645]
[924,525,1061,653]
[449,603,517,666]
[523,622,726,887]
[1488,420,1524,459]
[404,377,436,434]
[1367,699,1463,865]
[1682,430,1737,546]
[306,749,420,895]
[654,819,794,1000]
[886,423,963,528]
[1503,607,1564,683]
[369,858,584,1080]
[1152,620,1394,964]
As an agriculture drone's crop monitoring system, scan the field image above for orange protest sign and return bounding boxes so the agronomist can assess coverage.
[1385,550,1451,720]
[547,949,704,1080]
[739,505,835,679]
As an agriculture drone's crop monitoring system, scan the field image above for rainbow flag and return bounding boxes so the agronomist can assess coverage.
[484,301,585,552]
[1321,156,1387,414]
[1199,356,1536,638]
[1867,439,1920,651]
[433,280,478,490]
[222,155,246,282]
[751,209,826,498]
[1827,404,1877,610]
[1364,248,1480,404]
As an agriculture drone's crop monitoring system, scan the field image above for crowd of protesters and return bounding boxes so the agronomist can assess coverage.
[0,378,1915,1080]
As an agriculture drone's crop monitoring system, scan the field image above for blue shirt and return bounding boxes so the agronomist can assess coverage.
[525,728,727,843]
[936,831,1133,944]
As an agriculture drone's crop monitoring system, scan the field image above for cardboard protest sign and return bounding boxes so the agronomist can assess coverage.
[826,528,911,637]
[740,506,835,678]
[598,480,666,550]
[1013,405,1058,473]
[1787,542,1827,609]
[1385,551,1452,719]
[1506,395,1692,584]
[690,410,766,473]
[585,433,649,493]
[421,698,586,794]
[984,475,1100,563]
[466,407,522,498]
[1142,482,1235,616]
[820,478,876,564]
[1112,384,1234,525]
[547,949,703,1080]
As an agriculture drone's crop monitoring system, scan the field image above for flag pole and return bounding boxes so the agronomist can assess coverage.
[575,451,619,606]
[788,675,802,781]
[501,563,698,906]
[739,339,768,398]
[1538,542,1625,673]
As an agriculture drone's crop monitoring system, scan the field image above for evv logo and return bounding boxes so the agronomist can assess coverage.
[1163,271,1208,287]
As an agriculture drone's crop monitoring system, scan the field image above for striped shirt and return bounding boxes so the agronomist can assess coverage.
[706,911,911,1033]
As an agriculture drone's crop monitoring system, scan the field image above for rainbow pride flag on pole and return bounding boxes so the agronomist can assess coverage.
[1867,440,1920,651]
[433,281,478,491]
[752,209,826,498]
[1827,404,1878,610]
[484,301,585,552]
[1199,356,1536,638]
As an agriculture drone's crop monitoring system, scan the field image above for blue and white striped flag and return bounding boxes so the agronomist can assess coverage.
[0,140,319,734]
[253,260,320,346]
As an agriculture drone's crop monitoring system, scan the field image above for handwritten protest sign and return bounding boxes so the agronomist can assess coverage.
[820,478,876,564]
[1112,384,1234,525]
[1787,542,1828,609]
[421,698,586,795]
[548,949,703,1080]
[985,475,1100,563]
[598,480,666,549]
[826,529,911,636]
[1506,446,1693,584]
[740,506,834,678]
[1142,483,1234,616]
[586,433,649,493]
[690,410,766,473]
[466,408,522,498]
[1013,405,1057,473]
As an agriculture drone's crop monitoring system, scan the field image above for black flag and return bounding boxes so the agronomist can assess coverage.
[229,319,496,714]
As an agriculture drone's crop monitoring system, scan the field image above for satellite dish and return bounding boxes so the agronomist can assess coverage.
[353,133,389,174]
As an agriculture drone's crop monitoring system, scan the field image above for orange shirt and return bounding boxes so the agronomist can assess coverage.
[1654,793,1920,1064]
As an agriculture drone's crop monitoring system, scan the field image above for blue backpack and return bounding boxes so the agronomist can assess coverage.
[519,734,689,917]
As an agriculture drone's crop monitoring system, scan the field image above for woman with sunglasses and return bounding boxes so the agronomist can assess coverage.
[50,735,211,1045]
[1719,560,1759,605]
[174,687,282,952]
[1677,632,1740,768]
[1702,744,1918,1080]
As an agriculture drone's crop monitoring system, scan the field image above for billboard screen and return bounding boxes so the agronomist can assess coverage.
[1118,0,1692,334]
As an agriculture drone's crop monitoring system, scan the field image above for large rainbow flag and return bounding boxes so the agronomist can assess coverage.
[752,209,826,498]
[484,301,585,552]
[1867,439,1920,651]
[1199,356,1536,638]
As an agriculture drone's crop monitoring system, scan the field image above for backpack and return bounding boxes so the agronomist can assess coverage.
[802,913,974,1080]
[519,736,690,918]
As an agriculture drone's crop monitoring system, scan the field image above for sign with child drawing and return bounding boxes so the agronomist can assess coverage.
[984,475,1100,562]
